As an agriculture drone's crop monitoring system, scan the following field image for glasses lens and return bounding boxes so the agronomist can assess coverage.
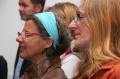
[17,32,21,36]
[21,32,26,38]
[17,32,25,38]
[74,15,79,22]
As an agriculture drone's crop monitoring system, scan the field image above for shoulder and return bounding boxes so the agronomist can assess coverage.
[112,61,120,78]
[102,61,120,79]
[0,56,7,64]
[0,55,3,58]
[91,61,120,79]
[109,60,120,72]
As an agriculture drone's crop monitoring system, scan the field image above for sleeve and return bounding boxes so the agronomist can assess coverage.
[0,56,8,79]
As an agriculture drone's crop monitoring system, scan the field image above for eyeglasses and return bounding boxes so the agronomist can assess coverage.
[74,13,86,22]
[17,31,40,39]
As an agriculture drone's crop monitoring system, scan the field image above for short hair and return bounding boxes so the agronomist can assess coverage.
[30,0,46,12]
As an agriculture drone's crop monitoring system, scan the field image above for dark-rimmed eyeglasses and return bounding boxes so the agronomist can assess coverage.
[17,31,40,39]
[74,13,86,22]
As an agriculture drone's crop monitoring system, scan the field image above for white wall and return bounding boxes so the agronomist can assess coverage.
[0,0,81,79]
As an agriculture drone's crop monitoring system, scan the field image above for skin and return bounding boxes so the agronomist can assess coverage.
[18,0,41,20]
[16,20,46,62]
[69,5,91,52]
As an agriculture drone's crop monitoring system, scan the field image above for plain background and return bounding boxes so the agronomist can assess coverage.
[0,0,80,79]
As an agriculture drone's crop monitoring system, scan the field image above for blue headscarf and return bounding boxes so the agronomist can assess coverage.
[34,12,59,49]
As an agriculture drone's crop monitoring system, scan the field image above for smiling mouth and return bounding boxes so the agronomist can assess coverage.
[21,14,25,17]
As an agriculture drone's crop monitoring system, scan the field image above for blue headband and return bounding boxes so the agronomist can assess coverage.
[34,12,59,49]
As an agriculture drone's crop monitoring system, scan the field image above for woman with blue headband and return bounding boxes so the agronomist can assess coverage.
[16,12,71,79]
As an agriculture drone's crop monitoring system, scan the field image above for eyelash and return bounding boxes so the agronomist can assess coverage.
[25,32,32,37]
[77,14,85,19]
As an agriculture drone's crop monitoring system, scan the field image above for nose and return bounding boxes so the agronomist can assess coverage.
[16,36,23,43]
[69,20,77,30]
[19,6,23,12]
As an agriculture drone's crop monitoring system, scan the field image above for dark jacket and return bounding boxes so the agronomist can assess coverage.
[20,56,67,79]
[0,55,8,79]
[13,46,31,78]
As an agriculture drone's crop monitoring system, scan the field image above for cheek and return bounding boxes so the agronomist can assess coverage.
[74,24,90,51]
[26,39,45,55]
[27,39,41,51]
[80,27,90,44]
[79,21,90,39]
[21,39,42,59]
[20,40,34,59]
[83,26,90,39]
[25,8,36,14]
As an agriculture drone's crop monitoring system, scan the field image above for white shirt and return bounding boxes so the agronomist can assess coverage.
[61,53,80,79]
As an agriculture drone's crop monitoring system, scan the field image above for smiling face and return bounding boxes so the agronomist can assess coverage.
[16,20,46,61]
[69,5,91,52]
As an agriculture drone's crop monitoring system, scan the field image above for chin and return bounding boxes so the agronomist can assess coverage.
[20,15,25,20]
[19,55,25,59]
[21,17,25,20]
[20,52,26,59]
[71,40,79,52]
[72,46,80,52]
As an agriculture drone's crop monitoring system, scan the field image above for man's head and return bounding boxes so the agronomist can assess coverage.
[69,5,91,52]
[18,0,46,20]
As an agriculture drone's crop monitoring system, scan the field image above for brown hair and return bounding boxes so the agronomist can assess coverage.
[25,13,72,57]
[30,0,46,12]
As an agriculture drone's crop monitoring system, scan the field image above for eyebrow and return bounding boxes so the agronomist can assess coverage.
[76,7,84,14]
[22,30,29,33]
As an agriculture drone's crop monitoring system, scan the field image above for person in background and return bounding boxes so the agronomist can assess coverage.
[19,0,46,20]
[16,12,71,79]
[45,2,80,78]
[45,2,77,26]
[13,0,46,78]
[69,0,120,79]
[0,55,8,79]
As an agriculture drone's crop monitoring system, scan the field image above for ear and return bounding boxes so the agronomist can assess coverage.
[44,37,54,48]
[35,4,42,13]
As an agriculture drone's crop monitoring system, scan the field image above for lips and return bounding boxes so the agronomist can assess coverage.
[20,12,25,17]
[73,32,80,39]
[19,46,26,51]
[20,13,25,17]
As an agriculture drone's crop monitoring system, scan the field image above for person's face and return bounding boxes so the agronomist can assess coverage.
[19,0,39,20]
[16,20,46,61]
[69,5,91,52]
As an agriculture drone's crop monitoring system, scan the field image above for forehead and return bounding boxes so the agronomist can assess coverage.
[23,20,38,32]
[19,0,32,5]
[76,5,84,14]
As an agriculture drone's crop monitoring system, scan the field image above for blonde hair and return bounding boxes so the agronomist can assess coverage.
[74,0,120,78]
[44,2,78,26]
